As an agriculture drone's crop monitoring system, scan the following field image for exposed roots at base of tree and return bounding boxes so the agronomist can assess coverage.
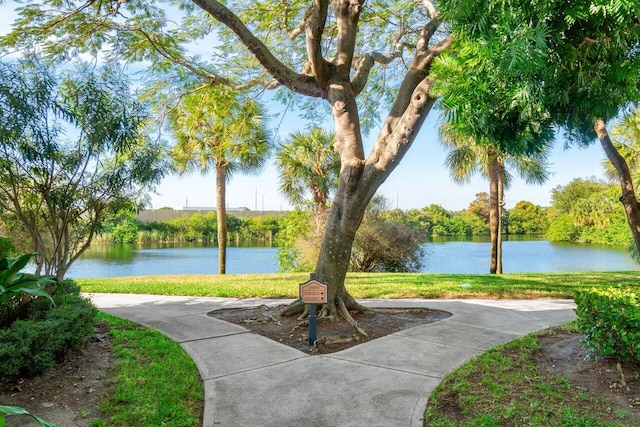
[280,296,369,337]
[311,334,360,352]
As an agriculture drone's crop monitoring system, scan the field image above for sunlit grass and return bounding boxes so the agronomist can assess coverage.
[77,271,640,299]
[92,312,203,427]
[424,323,629,426]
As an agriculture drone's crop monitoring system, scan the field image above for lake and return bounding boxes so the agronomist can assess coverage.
[65,236,637,278]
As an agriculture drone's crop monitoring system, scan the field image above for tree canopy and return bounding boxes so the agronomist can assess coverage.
[0,59,167,279]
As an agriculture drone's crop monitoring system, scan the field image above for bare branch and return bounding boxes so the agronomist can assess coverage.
[351,50,402,96]
[305,0,332,85]
[289,4,314,40]
[414,0,439,20]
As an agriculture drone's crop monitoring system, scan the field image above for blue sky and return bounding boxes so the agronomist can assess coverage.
[167,111,607,212]
[1,4,610,212]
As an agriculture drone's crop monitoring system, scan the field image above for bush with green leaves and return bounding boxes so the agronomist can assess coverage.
[0,253,55,305]
[0,280,97,385]
[574,287,639,362]
[0,253,56,328]
[0,237,16,258]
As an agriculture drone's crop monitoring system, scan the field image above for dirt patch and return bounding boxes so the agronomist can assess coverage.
[537,330,640,425]
[208,304,452,354]
[0,321,114,427]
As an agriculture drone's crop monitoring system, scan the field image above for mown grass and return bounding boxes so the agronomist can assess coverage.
[424,323,632,426]
[78,271,640,299]
[92,312,203,427]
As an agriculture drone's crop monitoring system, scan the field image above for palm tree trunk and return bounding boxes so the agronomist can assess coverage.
[496,158,505,274]
[488,148,500,274]
[216,164,227,275]
[595,118,640,252]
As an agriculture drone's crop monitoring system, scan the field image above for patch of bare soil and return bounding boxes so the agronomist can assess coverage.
[0,321,114,427]
[537,330,640,425]
[208,304,452,354]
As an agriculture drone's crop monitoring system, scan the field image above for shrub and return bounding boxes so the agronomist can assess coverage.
[574,287,640,362]
[0,281,97,385]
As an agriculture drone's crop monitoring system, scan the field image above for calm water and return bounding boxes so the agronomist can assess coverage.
[65,237,638,278]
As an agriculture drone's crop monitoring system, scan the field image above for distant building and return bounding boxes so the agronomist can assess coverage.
[136,208,285,222]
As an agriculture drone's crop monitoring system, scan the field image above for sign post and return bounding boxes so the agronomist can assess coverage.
[299,273,328,346]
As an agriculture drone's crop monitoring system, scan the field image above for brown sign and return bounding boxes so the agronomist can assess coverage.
[299,280,328,304]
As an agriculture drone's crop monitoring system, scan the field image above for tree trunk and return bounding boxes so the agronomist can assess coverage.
[496,157,505,274]
[277,0,449,331]
[216,164,227,275]
[595,118,640,252]
[488,148,500,274]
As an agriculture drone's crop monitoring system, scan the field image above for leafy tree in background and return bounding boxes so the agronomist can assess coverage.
[0,59,166,280]
[507,201,549,235]
[167,87,271,274]
[550,179,612,216]
[547,182,631,245]
[467,192,490,223]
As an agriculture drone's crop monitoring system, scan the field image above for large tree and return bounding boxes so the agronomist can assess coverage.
[2,0,452,326]
[0,59,166,280]
[167,86,270,274]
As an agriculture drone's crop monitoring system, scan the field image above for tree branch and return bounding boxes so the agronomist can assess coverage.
[192,0,325,98]
[414,0,439,19]
[351,50,402,96]
[289,4,314,40]
[305,0,332,85]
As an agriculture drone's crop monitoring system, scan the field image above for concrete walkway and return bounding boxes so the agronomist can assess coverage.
[86,294,576,427]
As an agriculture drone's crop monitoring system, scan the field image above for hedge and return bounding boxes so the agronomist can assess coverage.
[0,282,97,385]
[574,287,639,362]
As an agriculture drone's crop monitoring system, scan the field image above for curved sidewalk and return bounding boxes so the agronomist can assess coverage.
[87,294,576,427]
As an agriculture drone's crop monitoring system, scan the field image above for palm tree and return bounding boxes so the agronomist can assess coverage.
[440,124,550,273]
[168,87,270,274]
[275,127,340,233]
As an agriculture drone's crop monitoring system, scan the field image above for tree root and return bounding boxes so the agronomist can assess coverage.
[280,300,304,317]
[337,296,368,336]
[296,304,309,321]
[311,334,360,352]
[280,294,368,336]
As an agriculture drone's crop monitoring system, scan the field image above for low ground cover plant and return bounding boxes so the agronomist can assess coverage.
[575,287,639,362]
[0,278,96,385]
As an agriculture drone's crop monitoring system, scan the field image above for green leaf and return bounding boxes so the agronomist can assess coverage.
[0,405,56,427]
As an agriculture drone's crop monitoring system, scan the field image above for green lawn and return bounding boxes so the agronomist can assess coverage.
[78,271,640,299]
[93,313,203,426]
